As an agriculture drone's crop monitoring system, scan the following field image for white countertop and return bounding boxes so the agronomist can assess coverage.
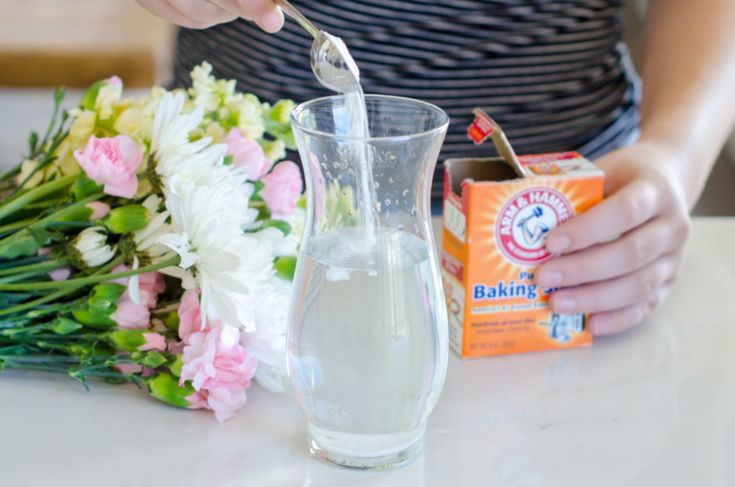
[1,217,734,487]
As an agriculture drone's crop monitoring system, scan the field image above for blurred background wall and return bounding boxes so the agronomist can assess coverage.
[0,0,733,214]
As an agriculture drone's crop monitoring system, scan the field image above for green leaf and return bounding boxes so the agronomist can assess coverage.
[28,132,39,155]
[223,155,234,166]
[274,256,297,281]
[260,219,292,236]
[0,229,43,259]
[89,283,126,305]
[141,351,167,369]
[147,372,195,409]
[79,80,105,111]
[52,317,83,335]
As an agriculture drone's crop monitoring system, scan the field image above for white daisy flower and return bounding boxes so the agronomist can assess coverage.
[150,92,223,180]
[157,172,273,331]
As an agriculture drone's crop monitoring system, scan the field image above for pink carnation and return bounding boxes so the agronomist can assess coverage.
[178,290,203,344]
[260,161,303,217]
[73,135,143,198]
[109,264,165,329]
[111,296,150,329]
[180,324,256,423]
[224,128,273,180]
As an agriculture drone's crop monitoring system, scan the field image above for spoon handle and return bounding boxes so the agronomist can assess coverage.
[274,0,320,38]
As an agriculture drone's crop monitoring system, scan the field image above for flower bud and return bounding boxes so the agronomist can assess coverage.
[108,330,166,352]
[102,205,150,234]
[146,372,195,409]
[70,226,115,268]
[267,99,296,125]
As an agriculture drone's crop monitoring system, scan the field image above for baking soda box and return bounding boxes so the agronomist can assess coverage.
[441,110,604,358]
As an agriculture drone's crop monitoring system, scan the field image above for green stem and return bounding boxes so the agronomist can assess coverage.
[23,296,85,320]
[0,256,179,292]
[0,269,55,284]
[0,255,48,270]
[0,217,36,235]
[0,174,76,222]
[0,165,21,182]
[0,259,67,277]
[0,256,123,317]
[28,193,102,231]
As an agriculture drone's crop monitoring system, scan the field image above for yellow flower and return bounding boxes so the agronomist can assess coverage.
[16,159,45,188]
[68,109,97,143]
[204,121,227,144]
[115,107,153,142]
[230,93,265,140]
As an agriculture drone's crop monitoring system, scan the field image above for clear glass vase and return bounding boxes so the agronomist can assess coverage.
[288,95,450,469]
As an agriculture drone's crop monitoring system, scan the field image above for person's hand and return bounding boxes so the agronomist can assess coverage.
[136,0,284,32]
[535,140,692,335]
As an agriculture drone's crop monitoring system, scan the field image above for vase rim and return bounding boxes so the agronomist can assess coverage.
[290,94,450,143]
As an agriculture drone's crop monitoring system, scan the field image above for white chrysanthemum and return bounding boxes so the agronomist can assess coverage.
[157,172,273,331]
[150,92,221,179]
[243,277,292,393]
[252,227,298,257]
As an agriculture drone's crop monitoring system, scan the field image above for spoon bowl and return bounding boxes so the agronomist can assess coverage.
[275,0,361,93]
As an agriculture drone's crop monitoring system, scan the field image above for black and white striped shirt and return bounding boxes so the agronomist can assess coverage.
[173,0,640,199]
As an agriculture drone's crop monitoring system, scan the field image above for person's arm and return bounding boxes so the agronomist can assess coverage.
[135,0,284,32]
[640,0,735,205]
[536,0,735,335]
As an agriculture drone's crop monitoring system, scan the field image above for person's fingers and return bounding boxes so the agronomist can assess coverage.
[536,216,688,288]
[137,0,236,28]
[136,0,200,27]
[547,252,682,314]
[224,0,284,32]
[254,8,284,33]
[587,281,673,335]
[544,178,662,255]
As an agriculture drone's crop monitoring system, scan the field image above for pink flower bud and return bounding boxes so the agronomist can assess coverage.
[139,332,167,352]
[224,128,273,180]
[261,161,303,217]
[87,201,111,220]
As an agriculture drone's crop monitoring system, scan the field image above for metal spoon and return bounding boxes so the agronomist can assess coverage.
[273,0,361,93]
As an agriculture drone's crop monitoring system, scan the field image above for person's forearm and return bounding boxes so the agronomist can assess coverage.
[638,0,735,207]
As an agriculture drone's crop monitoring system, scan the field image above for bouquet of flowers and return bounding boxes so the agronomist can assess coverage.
[0,63,305,422]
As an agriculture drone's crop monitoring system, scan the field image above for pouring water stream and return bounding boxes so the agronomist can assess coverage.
[275,0,377,249]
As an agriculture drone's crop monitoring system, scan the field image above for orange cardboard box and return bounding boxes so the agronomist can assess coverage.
[441,151,604,357]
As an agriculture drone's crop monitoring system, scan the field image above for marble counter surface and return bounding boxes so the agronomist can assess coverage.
[1,218,733,487]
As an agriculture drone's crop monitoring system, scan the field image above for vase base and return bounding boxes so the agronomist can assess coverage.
[307,425,424,470]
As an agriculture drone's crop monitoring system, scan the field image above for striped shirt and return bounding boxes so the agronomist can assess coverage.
[173,0,641,199]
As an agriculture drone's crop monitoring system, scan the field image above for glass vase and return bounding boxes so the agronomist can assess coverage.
[287,95,449,469]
